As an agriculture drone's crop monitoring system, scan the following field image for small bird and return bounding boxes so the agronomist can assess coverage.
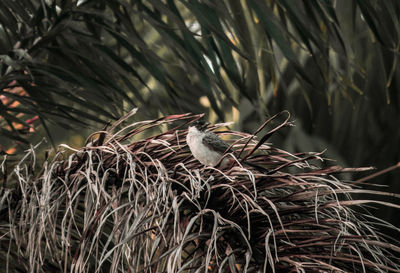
[186,120,233,168]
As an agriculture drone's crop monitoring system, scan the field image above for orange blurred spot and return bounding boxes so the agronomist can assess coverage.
[1,83,37,137]
[5,147,16,155]
[9,100,20,108]
[1,84,28,108]
[273,85,278,97]
[12,122,24,130]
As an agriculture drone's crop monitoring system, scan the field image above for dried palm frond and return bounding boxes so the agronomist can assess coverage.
[1,111,399,273]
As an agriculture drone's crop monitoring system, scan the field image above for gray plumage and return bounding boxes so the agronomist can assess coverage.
[202,131,232,154]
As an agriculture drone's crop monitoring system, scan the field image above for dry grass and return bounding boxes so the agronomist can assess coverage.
[1,110,400,272]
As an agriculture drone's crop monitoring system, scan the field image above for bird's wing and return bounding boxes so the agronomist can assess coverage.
[202,132,232,154]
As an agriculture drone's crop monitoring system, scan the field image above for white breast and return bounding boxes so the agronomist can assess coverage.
[186,126,227,167]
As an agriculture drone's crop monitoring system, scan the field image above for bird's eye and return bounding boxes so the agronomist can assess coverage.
[194,120,204,126]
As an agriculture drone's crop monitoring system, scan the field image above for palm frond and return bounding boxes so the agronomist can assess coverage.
[1,111,399,272]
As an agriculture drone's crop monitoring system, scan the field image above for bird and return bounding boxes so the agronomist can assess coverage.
[186,120,234,168]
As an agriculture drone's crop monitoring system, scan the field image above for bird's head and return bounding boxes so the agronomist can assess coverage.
[190,120,209,132]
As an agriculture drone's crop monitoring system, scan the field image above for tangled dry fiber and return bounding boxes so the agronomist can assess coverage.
[1,111,400,273]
